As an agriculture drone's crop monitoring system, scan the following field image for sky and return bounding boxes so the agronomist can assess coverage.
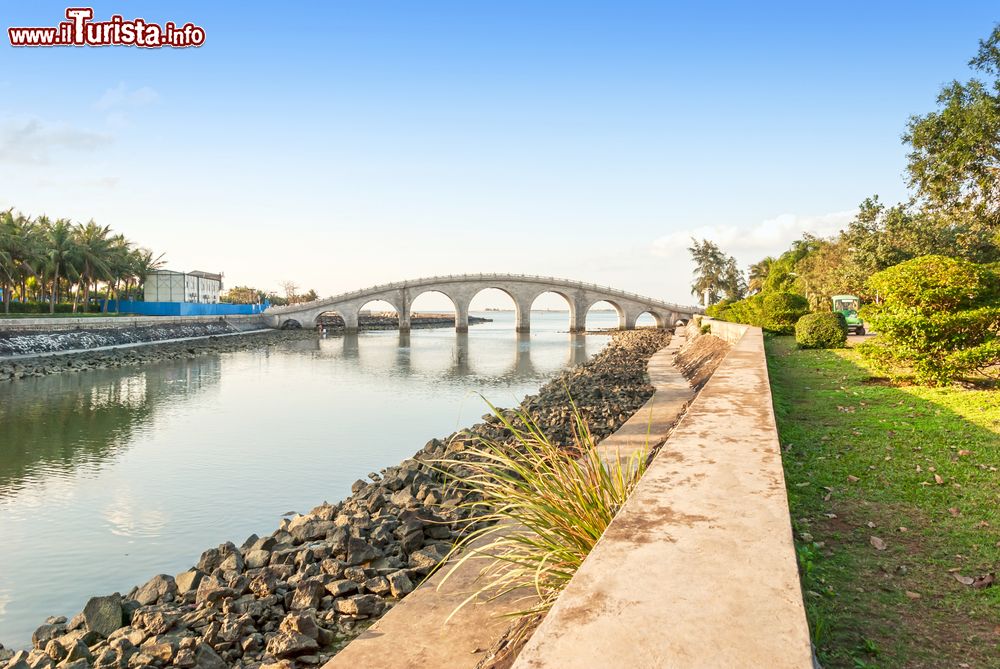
[0,1,997,309]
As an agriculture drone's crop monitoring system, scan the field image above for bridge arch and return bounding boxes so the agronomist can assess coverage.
[468,286,525,332]
[584,299,625,330]
[357,299,399,329]
[636,311,665,328]
[466,285,518,330]
[408,289,459,331]
[262,274,701,332]
[528,290,575,332]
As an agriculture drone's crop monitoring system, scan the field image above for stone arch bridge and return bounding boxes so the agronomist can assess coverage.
[263,274,701,333]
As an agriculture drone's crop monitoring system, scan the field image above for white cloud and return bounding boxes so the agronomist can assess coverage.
[94,83,160,111]
[651,209,858,263]
[0,117,112,164]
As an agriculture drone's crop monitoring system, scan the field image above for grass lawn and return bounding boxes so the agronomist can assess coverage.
[766,336,999,669]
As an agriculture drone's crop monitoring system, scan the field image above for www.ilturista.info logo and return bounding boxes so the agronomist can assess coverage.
[8,7,205,48]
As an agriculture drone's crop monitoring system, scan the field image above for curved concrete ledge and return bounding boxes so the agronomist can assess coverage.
[323,336,695,669]
[512,325,813,668]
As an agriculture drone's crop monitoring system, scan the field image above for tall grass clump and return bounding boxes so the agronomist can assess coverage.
[436,400,648,622]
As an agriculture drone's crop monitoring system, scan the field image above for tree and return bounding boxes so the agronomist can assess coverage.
[761,235,821,293]
[279,280,299,304]
[0,210,45,313]
[131,248,166,301]
[222,285,266,304]
[858,255,1000,385]
[793,238,853,309]
[747,257,774,295]
[904,25,1000,233]
[73,220,113,312]
[688,238,744,306]
[45,219,79,313]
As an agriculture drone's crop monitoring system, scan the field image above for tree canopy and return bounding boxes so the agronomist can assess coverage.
[0,208,165,314]
[687,238,745,306]
[905,25,1000,236]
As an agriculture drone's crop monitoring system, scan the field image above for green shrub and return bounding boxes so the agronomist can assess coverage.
[704,299,733,318]
[700,323,712,334]
[795,312,847,349]
[858,255,1000,385]
[709,294,761,327]
[705,291,808,334]
[759,292,810,335]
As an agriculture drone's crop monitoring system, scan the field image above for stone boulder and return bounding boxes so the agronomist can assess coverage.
[345,538,377,566]
[196,542,242,575]
[30,625,63,651]
[265,632,318,659]
[407,544,450,572]
[194,576,236,606]
[245,549,271,569]
[332,594,380,617]
[192,643,226,669]
[132,574,177,606]
[81,595,124,639]
[386,571,414,598]
[174,569,204,596]
[290,580,325,611]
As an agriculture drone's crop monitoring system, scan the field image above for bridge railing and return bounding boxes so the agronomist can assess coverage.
[265,273,702,315]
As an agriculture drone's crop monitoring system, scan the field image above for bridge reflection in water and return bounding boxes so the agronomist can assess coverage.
[291,329,600,382]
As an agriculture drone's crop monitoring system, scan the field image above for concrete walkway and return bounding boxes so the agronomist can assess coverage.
[323,335,695,669]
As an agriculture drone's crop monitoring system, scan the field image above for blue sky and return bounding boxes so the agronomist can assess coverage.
[1,1,997,307]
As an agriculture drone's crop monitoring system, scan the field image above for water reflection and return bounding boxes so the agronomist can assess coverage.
[312,330,594,382]
[0,356,223,501]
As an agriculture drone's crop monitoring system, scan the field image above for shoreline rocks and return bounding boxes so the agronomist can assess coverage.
[1,329,670,669]
[0,322,254,357]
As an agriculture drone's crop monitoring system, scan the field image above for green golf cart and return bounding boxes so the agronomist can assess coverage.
[832,295,865,335]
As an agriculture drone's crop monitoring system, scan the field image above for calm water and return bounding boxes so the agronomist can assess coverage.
[0,311,617,647]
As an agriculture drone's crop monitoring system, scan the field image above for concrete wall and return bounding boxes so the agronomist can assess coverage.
[512,325,814,668]
[702,316,749,344]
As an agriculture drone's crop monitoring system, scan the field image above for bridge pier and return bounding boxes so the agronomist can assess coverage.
[569,297,588,332]
[454,298,471,333]
[621,312,637,330]
[515,297,533,333]
[398,304,411,332]
[343,309,359,334]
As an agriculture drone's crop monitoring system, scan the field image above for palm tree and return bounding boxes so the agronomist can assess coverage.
[73,221,113,312]
[102,234,133,312]
[0,211,47,313]
[0,211,14,310]
[0,208,164,314]
[688,238,744,306]
[45,219,79,313]
[747,257,775,295]
[130,248,166,302]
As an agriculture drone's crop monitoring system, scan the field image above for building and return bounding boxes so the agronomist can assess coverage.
[144,270,223,304]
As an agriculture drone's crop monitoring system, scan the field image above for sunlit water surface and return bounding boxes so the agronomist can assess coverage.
[0,311,618,647]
